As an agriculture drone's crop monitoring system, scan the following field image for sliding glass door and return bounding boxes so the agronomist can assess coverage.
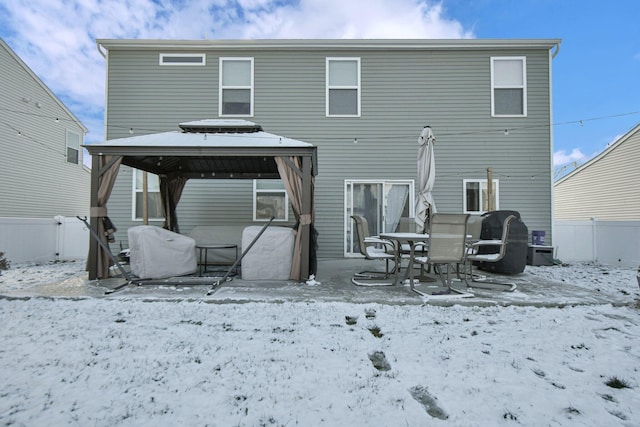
[345,180,414,256]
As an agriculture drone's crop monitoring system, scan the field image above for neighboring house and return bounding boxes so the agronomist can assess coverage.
[554,122,640,220]
[96,38,559,260]
[553,122,640,267]
[0,38,89,262]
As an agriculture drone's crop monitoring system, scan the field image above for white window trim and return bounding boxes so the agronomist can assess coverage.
[219,57,254,117]
[326,57,361,117]
[66,129,81,164]
[131,170,164,221]
[462,179,500,214]
[159,53,206,66]
[490,56,527,117]
[253,180,289,222]
[344,179,414,257]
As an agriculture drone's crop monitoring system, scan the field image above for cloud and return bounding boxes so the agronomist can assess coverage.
[553,148,585,167]
[1,0,471,143]
[227,0,473,39]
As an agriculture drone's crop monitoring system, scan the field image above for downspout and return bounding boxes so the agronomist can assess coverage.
[96,41,106,59]
[551,41,560,59]
[549,40,561,249]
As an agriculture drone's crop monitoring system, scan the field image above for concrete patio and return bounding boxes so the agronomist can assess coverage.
[2,257,634,308]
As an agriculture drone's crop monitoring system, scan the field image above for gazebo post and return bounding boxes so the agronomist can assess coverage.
[87,154,101,280]
[300,156,313,279]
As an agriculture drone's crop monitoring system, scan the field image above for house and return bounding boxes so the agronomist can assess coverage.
[553,122,640,267]
[93,38,560,277]
[554,122,640,220]
[0,38,89,262]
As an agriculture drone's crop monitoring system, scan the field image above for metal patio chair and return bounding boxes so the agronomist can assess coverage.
[350,215,396,286]
[412,213,474,298]
[462,214,517,292]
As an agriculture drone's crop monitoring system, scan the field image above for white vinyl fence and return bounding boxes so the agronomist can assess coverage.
[553,220,640,268]
[0,216,89,264]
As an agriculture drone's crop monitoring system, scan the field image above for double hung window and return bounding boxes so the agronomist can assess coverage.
[463,179,499,214]
[254,180,288,221]
[66,130,80,164]
[132,170,163,220]
[491,57,527,116]
[220,57,254,116]
[326,58,360,117]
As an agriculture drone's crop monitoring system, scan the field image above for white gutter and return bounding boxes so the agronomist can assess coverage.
[96,41,106,59]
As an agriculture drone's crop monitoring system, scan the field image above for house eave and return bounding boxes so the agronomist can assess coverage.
[96,38,562,52]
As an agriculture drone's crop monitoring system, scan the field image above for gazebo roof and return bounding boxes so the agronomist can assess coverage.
[84,120,317,179]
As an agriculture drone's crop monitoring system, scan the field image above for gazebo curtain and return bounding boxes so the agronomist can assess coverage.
[92,155,122,279]
[160,176,189,233]
[275,156,316,280]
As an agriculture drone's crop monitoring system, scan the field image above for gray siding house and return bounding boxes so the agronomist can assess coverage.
[1,38,89,218]
[96,38,559,262]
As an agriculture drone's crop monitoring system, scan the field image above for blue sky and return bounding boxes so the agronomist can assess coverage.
[1,0,638,176]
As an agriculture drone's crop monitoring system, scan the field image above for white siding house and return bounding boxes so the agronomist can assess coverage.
[553,122,640,267]
[554,122,640,220]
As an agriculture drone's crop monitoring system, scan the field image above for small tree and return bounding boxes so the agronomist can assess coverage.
[0,251,9,273]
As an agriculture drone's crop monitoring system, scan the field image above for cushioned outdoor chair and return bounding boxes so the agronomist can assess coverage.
[463,215,517,292]
[351,215,397,286]
[412,213,474,298]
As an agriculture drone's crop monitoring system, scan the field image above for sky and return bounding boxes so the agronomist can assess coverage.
[1,0,639,177]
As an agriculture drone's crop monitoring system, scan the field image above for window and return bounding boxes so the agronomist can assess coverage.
[491,57,526,116]
[159,53,206,65]
[66,130,80,164]
[326,58,360,117]
[220,57,254,116]
[132,170,163,220]
[463,179,499,214]
[344,180,414,256]
[254,180,288,221]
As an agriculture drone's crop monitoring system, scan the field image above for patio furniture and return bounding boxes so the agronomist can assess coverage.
[463,215,517,292]
[412,213,474,298]
[351,215,396,286]
[378,231,432,286]
[196,243,238,276]
[241,226,296,280]
[128,225,197,279]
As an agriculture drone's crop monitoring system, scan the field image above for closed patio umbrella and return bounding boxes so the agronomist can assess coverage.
[415,126,437,233]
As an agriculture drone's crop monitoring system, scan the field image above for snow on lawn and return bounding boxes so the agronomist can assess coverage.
[1,260,639,426]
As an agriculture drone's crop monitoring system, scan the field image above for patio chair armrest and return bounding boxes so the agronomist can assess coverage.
[364,236,396,252]
[471,239,504,247]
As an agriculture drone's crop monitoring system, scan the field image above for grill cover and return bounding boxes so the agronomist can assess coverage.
[475,210,528,274]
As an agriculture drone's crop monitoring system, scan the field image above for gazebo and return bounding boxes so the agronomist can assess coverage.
[83,120,317,281]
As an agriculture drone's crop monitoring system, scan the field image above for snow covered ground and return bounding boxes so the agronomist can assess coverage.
[1,260,639,426]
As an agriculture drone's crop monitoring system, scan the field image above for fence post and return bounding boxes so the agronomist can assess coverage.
[591,217,597,263]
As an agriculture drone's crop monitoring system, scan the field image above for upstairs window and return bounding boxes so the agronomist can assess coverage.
[220,57,254,116]
[66,129,80,164]
[463,179,499,214]
[326,58,360,117]
[159,53,206,65]
[253,180,288,221]
[491,57,527,116]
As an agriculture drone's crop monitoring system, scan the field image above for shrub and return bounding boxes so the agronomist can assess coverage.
[0,251,9,271]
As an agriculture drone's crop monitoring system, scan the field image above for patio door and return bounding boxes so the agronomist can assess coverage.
[344,180,414,256]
